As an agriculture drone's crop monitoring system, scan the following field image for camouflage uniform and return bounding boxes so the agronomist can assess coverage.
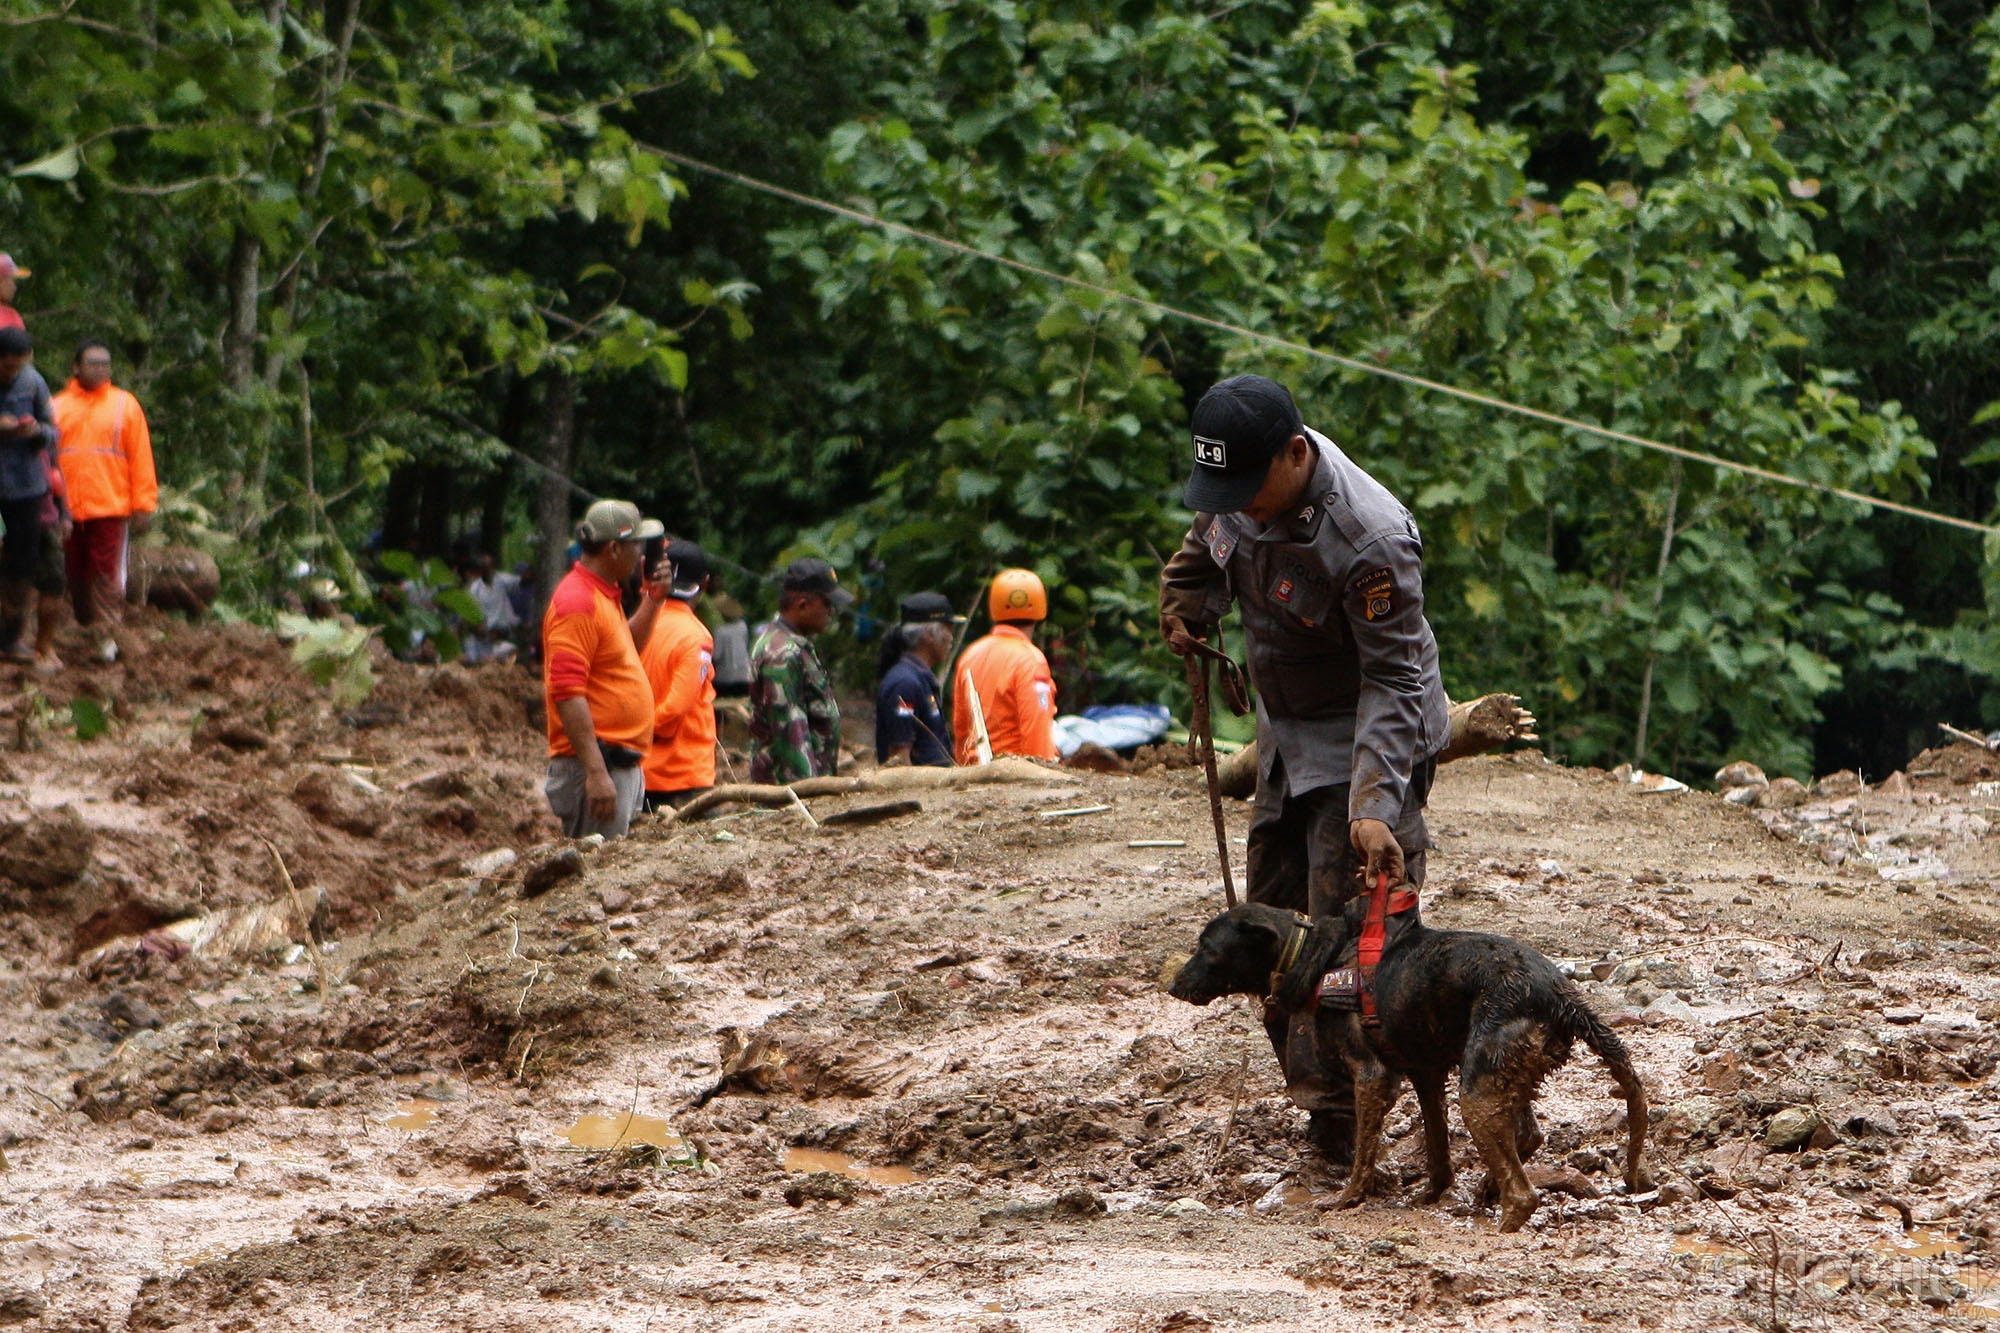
[749,620,839,783]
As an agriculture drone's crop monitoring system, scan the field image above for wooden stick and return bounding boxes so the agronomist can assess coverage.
[261,838,335,1007]
[785,787,819,829]
[1940,722,1996,751]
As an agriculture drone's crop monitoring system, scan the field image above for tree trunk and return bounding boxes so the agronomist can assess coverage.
[532,374,580,628]
[1632,459,1682,766]
[222,225,260,395]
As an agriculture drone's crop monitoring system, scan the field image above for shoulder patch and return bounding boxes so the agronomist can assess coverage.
[1351,566,1395,622]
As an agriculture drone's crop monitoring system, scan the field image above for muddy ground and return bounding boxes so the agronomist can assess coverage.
[4,614,2000,1331]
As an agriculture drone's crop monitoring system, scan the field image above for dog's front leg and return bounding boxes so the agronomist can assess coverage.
[1411,1068,1453,1204]
[1331,1055,1398,1211]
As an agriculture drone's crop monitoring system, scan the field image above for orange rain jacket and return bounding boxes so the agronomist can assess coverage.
[541,564,653,759]
[53,380,156,522]
[639,598,717,793]
[951,624,1058,764]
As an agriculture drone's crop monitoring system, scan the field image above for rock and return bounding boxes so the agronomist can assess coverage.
[297,1080,343,1108]
[1714,761,1768,790]
[1608,959,1650,986]
[1879,770,1912,796]
[1884,1009,1924,1026]
[1665,1096,1728,1140]
[519,846,584,898]
[463,848,518,878]
[1815,770,1863,798]
[100,990,163,1031]
[1765,1106,1820,1151]
[596,886,632,914]
[194,715,272,752]
[1162,1197,1208,1216]
[0,806,94,891]
[0,1287,48,1324]
[1625,980,1663,1009]
[1644,994,1698,1024]
[290,768,386,838]
[1055,1187,1106,1216]
[783,1172,857,1206]
[1723,785,1761,805]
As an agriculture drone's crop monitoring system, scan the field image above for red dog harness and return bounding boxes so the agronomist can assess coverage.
[1316,873,1418,1016]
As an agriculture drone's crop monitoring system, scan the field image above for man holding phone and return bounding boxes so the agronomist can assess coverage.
[540,499,669,838]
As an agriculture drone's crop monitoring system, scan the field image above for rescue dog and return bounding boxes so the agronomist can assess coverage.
[1168,901,1651,1231]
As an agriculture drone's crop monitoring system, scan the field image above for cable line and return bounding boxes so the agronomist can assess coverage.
[650,145,1995,539]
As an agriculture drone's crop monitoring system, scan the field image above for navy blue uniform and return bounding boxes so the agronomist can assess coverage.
[875,654,951,766]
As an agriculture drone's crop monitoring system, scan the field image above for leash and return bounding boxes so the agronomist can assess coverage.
[1178,632,1248,908]
[1357,871,1390,1023]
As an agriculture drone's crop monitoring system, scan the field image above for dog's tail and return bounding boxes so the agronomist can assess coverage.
[1560,985,1653,1193]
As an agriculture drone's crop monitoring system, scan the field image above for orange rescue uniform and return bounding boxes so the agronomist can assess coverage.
[541,563,653,759]
[951,624,1058,764]
[52,380,156,521]
[639,598,717,793]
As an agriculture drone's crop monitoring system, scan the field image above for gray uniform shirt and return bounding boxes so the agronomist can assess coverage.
[1160,429,1449,822]
[0,365,55,503]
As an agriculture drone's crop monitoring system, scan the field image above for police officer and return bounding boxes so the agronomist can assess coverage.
[874,591,959,767]
[1159,373,1449,1162]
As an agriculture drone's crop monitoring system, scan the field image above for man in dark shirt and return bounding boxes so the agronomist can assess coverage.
[1160,373,1450,1163]
[0,327,58,663]
[875,591,960,767]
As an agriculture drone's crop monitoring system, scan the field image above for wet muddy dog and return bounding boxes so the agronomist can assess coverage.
[1169,901,1651,1231]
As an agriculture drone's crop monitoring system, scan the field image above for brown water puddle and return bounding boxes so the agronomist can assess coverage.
[386,1098,439,1131]
[1872,1228,1963,1260]
[781,1146,920,1185]
[561,1111,686,1153]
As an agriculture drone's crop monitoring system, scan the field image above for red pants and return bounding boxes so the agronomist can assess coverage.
[66,517,127,626]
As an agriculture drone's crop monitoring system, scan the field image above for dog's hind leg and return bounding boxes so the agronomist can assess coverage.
[1514,1104,1544,1162]
[1461,1079,1538,1232]
[1411,1068,1453,1205]
[1331,1061,1400,1211]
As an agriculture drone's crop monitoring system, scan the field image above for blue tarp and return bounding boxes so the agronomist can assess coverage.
[1051,703,1174,758]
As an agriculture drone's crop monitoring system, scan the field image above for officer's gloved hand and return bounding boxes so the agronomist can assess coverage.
[1350,818,1406,888]
[1160,613,1212,658]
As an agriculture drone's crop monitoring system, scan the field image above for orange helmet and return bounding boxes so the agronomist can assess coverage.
[988,568,1047,622]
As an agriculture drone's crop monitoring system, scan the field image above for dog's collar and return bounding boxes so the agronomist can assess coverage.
[1267,910,1313,999]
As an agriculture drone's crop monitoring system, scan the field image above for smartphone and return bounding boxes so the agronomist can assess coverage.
[643,534,666,586]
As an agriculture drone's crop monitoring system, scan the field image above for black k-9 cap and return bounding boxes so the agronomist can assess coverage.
[1182,374,1304,513]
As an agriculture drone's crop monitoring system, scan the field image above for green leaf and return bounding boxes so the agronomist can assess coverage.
[71,698,109,742]
[1409,96,1444,141]
[11,145,80,182]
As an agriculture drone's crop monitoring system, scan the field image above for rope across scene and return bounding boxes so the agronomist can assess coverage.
[650,146,1996,540]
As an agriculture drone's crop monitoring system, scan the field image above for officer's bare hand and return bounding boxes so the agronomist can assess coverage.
[585,767,618,824]
[1350,818,1405,888]
[1160,613,1210,657]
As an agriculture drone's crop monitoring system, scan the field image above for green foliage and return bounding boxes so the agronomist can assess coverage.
[69,698,111,743]
[774,0,1943,775]
[278,613,376,708]
[8,0,2000,780]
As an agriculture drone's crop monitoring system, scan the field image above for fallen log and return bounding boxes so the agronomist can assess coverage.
[1215,692,1540,799]
[670,756,1055,821]
[129,544,221,614]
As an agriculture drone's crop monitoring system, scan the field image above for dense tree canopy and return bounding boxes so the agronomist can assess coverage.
[5,0,1999,782]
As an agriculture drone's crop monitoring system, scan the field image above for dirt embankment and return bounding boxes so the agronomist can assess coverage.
[3,620,2000,1331]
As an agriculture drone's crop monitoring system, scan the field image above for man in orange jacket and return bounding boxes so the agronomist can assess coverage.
[541,500,667,838]
[640,540,718,811]
[52,339,156,632]
[951,568,1058,765]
